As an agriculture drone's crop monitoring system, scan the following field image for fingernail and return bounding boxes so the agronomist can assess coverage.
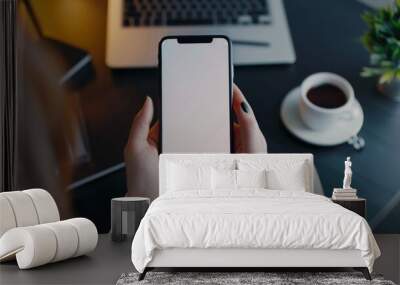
[143,96,151,106]
[241,101,249,113]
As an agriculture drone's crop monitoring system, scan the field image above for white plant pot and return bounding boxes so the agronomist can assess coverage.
[378,78,400,102]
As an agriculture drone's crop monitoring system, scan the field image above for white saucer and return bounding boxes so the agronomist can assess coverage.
[280,87,364,146]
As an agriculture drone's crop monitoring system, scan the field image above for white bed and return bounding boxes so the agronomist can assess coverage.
[131,154,380,280]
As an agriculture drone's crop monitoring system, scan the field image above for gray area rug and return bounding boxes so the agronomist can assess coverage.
[117,272,396,285]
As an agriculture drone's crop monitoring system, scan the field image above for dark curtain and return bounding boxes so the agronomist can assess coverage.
[0,0,17,192]
[0,1,73,218]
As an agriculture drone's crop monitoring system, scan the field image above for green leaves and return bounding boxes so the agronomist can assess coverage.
[379,70,396,84]
[361,2,400,82]
[361,67,386,77]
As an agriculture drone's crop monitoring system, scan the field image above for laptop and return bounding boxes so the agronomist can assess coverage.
[106,0,296,67]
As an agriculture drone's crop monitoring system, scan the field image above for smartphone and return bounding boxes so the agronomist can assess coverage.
[159,35,233,153]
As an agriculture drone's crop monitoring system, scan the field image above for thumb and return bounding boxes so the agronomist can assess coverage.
[127,96,154,146]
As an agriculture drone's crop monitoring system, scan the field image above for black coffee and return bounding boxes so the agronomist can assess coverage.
[306,84,347,109]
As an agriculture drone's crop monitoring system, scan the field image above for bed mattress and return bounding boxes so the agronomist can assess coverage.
[131,190,380,273]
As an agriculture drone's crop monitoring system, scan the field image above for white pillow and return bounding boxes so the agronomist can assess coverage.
[238,159,308,191]
[236,169,267,189]
[266,165,307,191]
[167,162,211,191]
[211,168,236,190]
[211,169,268,190]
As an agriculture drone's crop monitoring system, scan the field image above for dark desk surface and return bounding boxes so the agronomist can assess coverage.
[0,234,132,285]
[33,0,400,233]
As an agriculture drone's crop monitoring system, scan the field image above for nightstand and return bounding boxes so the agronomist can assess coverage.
[111,197,150,242]
[331,198,366,218]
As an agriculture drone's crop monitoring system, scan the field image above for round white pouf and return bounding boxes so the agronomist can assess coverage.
[23,189,60,223]
[0,226,57,269]
[0,218,98,269]
[42,221,79,262]
[0,195,17,237]
[65,218,98,257]
[1,192,39,227]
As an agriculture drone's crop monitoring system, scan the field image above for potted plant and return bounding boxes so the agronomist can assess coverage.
[361,0,400,102]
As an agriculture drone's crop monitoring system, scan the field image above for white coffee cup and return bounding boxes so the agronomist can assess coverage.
[299,72,357,131]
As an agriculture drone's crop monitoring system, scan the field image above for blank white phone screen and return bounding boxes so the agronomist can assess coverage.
[161,38,231,153]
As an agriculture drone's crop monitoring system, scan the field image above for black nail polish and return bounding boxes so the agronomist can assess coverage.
[241,102,249,113]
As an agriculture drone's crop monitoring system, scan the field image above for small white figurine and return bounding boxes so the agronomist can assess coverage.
[342,157,353,189]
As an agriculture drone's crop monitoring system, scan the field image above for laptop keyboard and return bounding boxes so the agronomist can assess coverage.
[123,0,271,27]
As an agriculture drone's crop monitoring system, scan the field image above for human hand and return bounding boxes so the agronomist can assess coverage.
[124,86,267,197]
[232,84,268,153]
[124,97,159,199]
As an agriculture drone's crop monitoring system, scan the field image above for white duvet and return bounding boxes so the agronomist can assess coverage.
[131,190,380,273]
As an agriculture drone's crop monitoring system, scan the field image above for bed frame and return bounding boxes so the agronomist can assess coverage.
[139,154,372,281]
[140,248,370,280]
